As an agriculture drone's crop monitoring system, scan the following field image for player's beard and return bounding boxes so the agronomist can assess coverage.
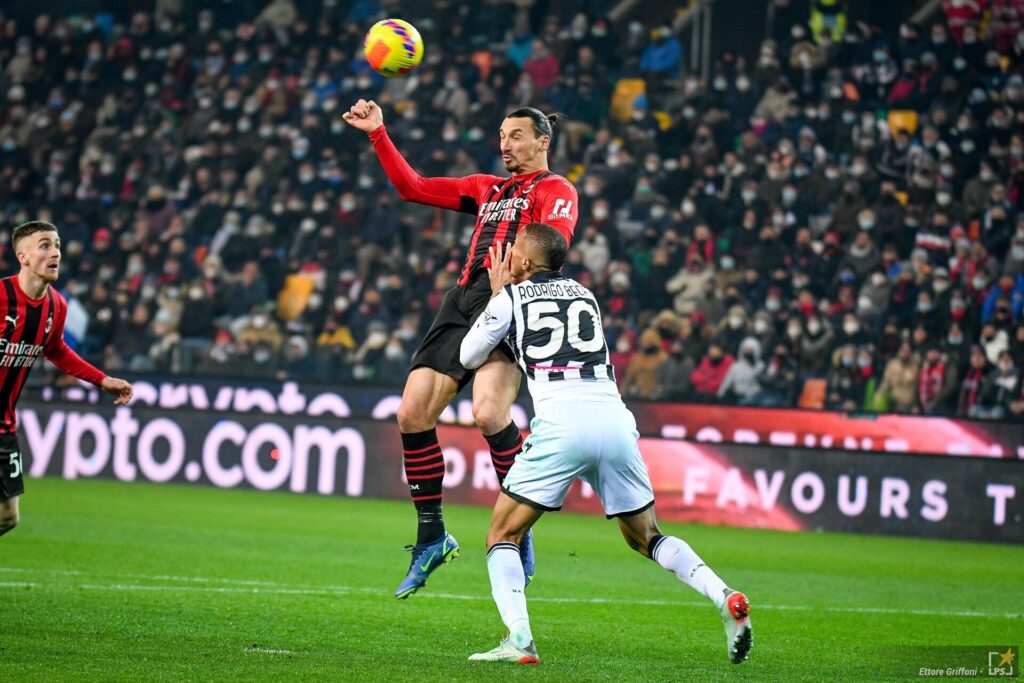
[39,261,60,282]
[502,155,520,173]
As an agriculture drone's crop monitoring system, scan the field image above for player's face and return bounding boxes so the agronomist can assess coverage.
[18,231,61,283]
[499,118,548,174]
[508,237,529,281]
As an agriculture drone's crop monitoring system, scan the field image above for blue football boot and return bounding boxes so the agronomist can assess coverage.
[520,529,535,587]
[395,533,459,599]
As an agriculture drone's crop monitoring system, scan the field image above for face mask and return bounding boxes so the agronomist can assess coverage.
[1000,362,1013,373]
[1012,246,1024,260]
[782,189,797,204]
[807,321,822,335]
[859,217,875,230]
[754,319,769,334]
[766,298,781,312]
[973,277,987,290]
[787,325,801,339]
[593,207,608,220]
[843,322,859,335]
[720,257,735,270]
[650,206,666,219]
[442,130,457,142]
[742,190,756,203]
[358,176,373,189]
[728,315,743,329]
[917,302,933,313]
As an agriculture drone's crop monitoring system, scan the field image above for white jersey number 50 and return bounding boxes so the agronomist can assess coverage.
[525,300,603,360]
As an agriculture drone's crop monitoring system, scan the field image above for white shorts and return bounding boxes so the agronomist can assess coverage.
[502,399,655,518]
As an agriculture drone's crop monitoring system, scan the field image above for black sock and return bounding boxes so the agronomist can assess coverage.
[402,429,446,544]
[647,534,667,561]
[485,421,523,485]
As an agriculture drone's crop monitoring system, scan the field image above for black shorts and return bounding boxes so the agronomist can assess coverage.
[0,433,24,500]
[411,270,516,391]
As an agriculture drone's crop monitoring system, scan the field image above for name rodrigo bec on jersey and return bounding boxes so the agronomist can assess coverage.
[516,281,588,301]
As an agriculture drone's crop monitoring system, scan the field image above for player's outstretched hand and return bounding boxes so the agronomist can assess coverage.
[101,377,134,406]
[342,99,384,133]
[487,242,514,296]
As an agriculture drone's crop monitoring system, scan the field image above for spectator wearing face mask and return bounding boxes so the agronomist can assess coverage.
[717,337,765,404]
[917,345,957,414]
[982,274,1024,323]
[690,343,734,401]
[654,338,695,401]
[877,342,920,412]
[826,343,868,410]
[714,305,751,356]
[756,343,799,406]
[622,328,669,399]
[970,350,1021,418]
[958,344,990,415]
[979,322,1011,364]
[667,253,714,316]
[962,162,1000,217]
[798,314,834,377]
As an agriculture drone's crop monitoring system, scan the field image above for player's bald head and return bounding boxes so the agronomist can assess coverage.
[519,223,567,272]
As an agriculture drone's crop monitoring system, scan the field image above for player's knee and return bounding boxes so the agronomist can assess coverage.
[0,511,18,534]
[397,400,433,433]
[472,400,507,434]
[486,525,525,547]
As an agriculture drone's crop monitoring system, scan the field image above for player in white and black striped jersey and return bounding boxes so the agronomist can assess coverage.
[459,223,752,666]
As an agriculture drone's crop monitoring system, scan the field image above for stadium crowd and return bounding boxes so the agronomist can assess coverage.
[0,0,1022,419]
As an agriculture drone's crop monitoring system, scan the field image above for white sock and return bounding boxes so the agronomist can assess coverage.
[486,543,533,648]
[652,536,728,609]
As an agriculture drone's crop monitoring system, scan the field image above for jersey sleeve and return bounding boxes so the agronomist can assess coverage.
[368,125,492,214]
[536,176,580,243]
[460,289,514,369]
[43,302,106,386]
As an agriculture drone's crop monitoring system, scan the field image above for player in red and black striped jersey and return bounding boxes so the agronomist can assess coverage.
[344,101,579,597]
[0,221,133,538]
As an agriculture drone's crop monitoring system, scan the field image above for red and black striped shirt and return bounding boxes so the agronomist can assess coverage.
[0,276,106,433]
[369,126,579,285]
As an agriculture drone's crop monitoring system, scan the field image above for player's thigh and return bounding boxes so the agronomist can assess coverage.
[502,407,584,513]
[487,491,545,546]
[471,351,521,433]
[581,404,655,521]
[397,367,459,431]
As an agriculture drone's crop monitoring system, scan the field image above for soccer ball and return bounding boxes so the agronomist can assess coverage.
[363,19,424,78]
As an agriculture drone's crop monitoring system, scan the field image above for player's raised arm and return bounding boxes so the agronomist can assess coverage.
[343,98,481,213]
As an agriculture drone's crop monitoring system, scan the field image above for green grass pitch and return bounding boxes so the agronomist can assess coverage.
[5,477,1022,681]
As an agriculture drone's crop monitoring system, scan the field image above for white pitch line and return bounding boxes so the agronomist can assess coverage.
[247,648,294,655]
[47,580,1018,620]
[0,566,285,587]
[0,581,35,587]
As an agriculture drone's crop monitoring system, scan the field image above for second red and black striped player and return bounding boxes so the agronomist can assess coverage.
[0,221,133,539]
[344,101,578,597]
